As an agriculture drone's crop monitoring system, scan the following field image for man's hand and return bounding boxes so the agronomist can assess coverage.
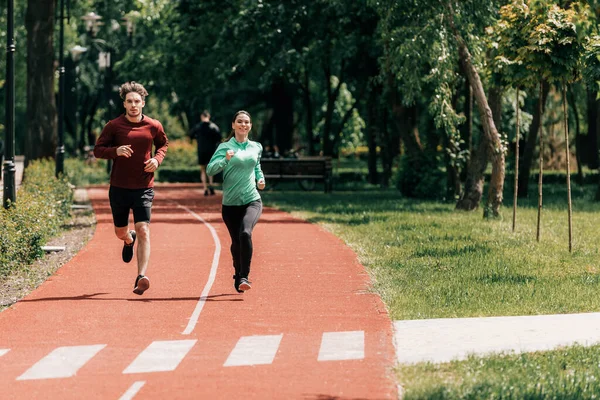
[257,178,266,190]
[144,158,159,172]
[116,145,133,158]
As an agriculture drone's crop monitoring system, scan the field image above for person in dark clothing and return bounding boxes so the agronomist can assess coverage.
[93,81,168,295]
[189,110,221,195]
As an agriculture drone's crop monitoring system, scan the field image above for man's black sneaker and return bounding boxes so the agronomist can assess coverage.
[233,275,244,293]
[239,278,251,291]
[122,230,136,263]
[133,275,150,295]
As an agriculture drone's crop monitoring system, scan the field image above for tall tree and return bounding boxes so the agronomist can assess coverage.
[25,0,56,163]
[444,2,506,217]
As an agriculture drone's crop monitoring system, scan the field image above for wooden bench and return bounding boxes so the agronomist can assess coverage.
[260,156,333,193]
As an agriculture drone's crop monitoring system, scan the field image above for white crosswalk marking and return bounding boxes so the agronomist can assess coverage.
[16,344,106,380]
[224,334,283,367]
[119,381,146,400]
[0,349,9,357]
[318,331,365,361]
[123,340,197,374]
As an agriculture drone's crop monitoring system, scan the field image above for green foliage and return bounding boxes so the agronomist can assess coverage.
[490,0,536,89]
[0,159,73,278]
[64,158,109,187]
[582,35,600,95]
[158,139,197,169]
[395,152,446,200]
[525,4,583,84]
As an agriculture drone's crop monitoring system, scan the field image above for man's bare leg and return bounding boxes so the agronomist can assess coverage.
[135,221,150,276]
[115,226,134,243]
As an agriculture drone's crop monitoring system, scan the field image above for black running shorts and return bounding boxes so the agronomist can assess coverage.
[108,186,154,228]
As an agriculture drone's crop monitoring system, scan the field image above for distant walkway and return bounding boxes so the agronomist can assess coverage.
[394,312,600,364]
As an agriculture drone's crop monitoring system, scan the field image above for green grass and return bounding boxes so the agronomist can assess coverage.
[262,184,600,319]
[398,344,600,399]
[260,184,600,398]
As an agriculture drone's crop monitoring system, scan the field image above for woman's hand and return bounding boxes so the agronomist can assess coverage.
[226,150,235,160]
[116,145,133,158]
[257,178,266,190]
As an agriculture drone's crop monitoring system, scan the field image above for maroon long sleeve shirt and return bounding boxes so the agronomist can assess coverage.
[94,114,168,189]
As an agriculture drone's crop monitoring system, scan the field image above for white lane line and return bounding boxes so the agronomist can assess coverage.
[177,204,222,335]
[16,344,106,380]
[394,312,600,364]
[318,331,365,361]
[224,334,283,367]
[0,349,9,357]
[123,340,197,374]
[119,381,146,400]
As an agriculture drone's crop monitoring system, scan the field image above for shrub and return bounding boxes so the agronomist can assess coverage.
[395,152,446,200]
[65,157,109,186]
[0,159,73,277]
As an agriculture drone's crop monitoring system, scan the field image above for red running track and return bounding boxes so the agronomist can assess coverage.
[0,184,398,399]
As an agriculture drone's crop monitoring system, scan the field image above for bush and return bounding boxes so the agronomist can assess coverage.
[65,157,109,186]
[395,152,446,200]
[159,139,197,169]
[0,159,73,278]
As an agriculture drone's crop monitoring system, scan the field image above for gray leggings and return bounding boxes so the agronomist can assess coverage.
[221,200,263,279]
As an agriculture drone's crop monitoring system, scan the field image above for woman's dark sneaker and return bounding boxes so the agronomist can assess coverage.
[233,275,244,293]
[209,187,215,195]
[204,190,209,196]
[239,278,251,291]
[133,275,150,295]
[122,230,136,263]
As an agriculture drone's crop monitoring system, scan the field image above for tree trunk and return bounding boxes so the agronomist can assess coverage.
[537,82,544,242]
[568,86,583,185]
[513,88,520,232]
[366,87,379,185]
[460,76,473,183]
[455,55,504,217]
[25,0,56,165]
[518,81,550,197]
[586,89,600,169]
[302,68,315,156]
[446,5,505,216]
[562,83,573,253]
[271,80,294,154]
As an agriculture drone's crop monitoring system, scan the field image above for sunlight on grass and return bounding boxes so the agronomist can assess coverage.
[398,344,600,399]
[262,186,600,320]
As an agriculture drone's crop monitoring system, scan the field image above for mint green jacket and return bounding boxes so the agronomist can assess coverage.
[206,138,264,206]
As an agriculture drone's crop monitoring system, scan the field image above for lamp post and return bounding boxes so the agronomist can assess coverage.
[3,0,16,208]
[55,0,67,178]
[69,45,87,153]
[81,12,103,37]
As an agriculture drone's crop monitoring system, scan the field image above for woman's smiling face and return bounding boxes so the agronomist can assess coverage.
[232,113,252,136]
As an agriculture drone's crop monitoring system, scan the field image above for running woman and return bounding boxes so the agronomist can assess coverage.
[207,110,265,293]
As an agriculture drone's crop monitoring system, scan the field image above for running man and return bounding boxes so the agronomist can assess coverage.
[93,81,168,295]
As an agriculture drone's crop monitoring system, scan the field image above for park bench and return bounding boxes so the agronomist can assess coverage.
[260,156,333,193]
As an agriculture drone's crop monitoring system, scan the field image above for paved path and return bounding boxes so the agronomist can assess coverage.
[0,184,398,399]
[395,312,600,365]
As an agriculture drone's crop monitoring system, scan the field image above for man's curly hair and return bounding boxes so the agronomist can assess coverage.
[119,81,148,101]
